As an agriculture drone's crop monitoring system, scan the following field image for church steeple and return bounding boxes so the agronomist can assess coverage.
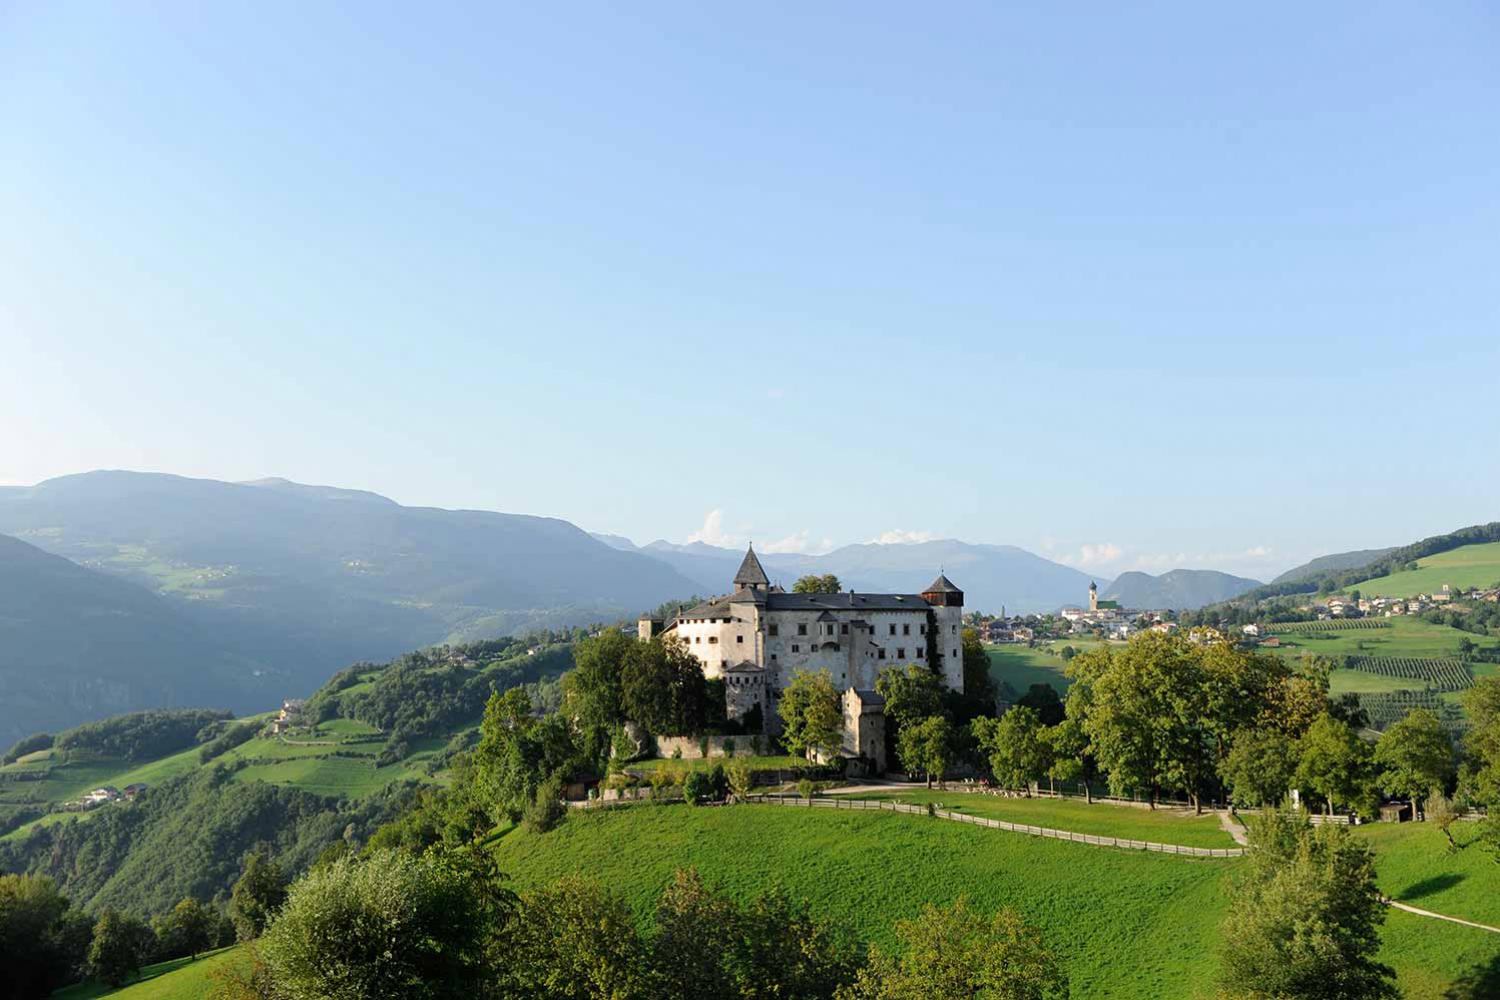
[733,543,770,591]
[1089,580,1098,613]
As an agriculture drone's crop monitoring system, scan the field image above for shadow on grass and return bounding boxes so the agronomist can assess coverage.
[1396,872,1464,902]
[1444,952,1500,1000]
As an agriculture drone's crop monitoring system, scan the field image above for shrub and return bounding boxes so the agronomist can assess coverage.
[523,776,566,833]
[797,778,816,801]
[259,849,511,1000]
[683,771,712,806]
[722,738,736,757]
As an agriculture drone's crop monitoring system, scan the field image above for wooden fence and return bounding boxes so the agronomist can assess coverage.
[748,794,1246,858]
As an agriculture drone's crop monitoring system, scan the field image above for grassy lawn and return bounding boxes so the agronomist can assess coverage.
[53,947,245,998]
[491,803,1498,1000]
[1351,542,1500,598]
[1357,821,1500,928]
[985,644,1076,694]
[850,789,1238,849]
[1328,669,1425,695]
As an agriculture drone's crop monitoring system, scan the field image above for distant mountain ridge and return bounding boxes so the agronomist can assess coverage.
[0,471,704,721]
[599,536,1097,615]
[1102,568,1262,611]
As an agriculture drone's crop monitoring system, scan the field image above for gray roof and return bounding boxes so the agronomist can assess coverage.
[850,688,886,707]
[764,592,931,612]
[723,660,765,673]
[923,574,962,594]
[734,545,770,587]
[728,586,767,605]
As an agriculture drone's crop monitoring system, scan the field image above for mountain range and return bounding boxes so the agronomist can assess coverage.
[1100,569,1262,611]
[1,469,1272,740]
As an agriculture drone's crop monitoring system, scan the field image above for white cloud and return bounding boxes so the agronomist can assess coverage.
[762,530,835,555]
[1243,545,1273,558]
[686,509,739,548]
[1060,542,1123,568]
[869,529,938,545]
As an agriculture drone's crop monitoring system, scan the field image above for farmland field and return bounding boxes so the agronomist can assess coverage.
[1351,541,1500,598]
[1267,615,1481,662]
[491,804,1500,1000]
[983,640,1126,694]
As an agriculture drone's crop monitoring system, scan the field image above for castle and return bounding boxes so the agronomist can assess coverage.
[638,545,965,762]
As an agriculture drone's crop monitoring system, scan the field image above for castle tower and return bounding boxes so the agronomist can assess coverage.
[733,543,769,593]
[921,573,965,692]
[1089,581,1098,613]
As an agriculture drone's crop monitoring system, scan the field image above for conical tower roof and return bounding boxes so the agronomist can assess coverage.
[923,573,961,594]
[733,544,770,587]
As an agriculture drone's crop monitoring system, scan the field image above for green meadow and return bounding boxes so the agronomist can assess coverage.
[52,947,246,999]
[490,803,1500,1000]
[1351,542,1500,598]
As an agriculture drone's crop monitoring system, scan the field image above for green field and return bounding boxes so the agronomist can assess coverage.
[490,804,1500,999]
[853,790,1238,849]
[1269,615,1482,662]
[1351,541,1500,598]
[629,754,809,774]
[985,643,1077,693]
[53,947,246,999]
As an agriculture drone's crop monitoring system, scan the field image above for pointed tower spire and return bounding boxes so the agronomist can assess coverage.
[733,543,770,590]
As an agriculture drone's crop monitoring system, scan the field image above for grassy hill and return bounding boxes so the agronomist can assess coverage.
[53,947,246,999]
[491,803,1500,1000]
[1348,541,1500,598]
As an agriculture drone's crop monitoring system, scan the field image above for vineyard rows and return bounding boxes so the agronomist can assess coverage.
[1268,619,1391,633]
[1343,656,1474,692]
[1355,690,1467,733]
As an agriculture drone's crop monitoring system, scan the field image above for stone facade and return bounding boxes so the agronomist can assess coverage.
[639,546,964,758]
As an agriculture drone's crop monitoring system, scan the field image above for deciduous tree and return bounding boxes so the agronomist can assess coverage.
[1373,708,1454,815]
[230,850,287,942]
[779,670,843,760]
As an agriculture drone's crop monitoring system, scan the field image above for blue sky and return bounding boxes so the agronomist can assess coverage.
[3,2,1497,580]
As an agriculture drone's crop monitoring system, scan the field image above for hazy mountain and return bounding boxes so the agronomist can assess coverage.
[0,534,252,742]
[1271,548,1397,585]
[1102,569,1262,611]
[589,532,642,552]
[628,537,1095,614]
[0,471,703,705]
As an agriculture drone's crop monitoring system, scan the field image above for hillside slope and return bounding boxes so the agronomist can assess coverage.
[0,535,246,742]
[1348,540,1500,598]
[1272,547,1396,585]
[1102,569,1261,610]
[0,471,700,703]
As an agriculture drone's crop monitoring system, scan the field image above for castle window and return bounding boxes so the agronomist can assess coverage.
[771,653,777,661]
[903,624,911,636]
[952,648,958,658]
[920,625,926,635]
[792,644,800,653]
[898,648,906,659]
[768,624,779,636]
[708,636,718,644]
[736,635,743,643]
[694,636,701,644]
[841,624,848,634]
[878,649,886,660]
[798,624,807,636]
[916,647,924,658]
[889,625,896,636]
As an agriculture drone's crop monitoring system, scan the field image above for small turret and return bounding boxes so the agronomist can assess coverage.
[921,573,963,608]
[733,544,770,592]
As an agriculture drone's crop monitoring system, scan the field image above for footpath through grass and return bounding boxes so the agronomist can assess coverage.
[492,803,1498,1000]
[52,947,245,999]
[852,789,1238,849]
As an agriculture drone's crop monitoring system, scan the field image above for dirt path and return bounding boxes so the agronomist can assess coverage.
[1384,900,1500,935]
[1217,810,1249,846]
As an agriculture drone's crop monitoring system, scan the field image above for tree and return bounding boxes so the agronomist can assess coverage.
[563,628,634,764]
[793,574,843,594]
[88,909,156,988]
[726,759,754,801]
[841,897,1066,1000]
[651,869,739,1000]
[230,850,288,941]
[1220,729,1296,809]
[1373,708,1454,815]
[725,882,864,999]
[1042,717,1094,801]
[960,628,998,710]
[621,636,709,737]
[1294,715,1376,817]
[0,874,91,999]
[1460,675,1500,806]
[474,687,582,823]
[973,707,1049,795]
[154,897,215,961]
[494,875,651,1000]
[522,774,566,833]
[1219,822,1398,999]
[898,715,954,789]
[1016,684,1064,726]
[877,664,947,769]
[260,849,512,1000]
[1424,791,1461,853]
[779,670,843,760]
